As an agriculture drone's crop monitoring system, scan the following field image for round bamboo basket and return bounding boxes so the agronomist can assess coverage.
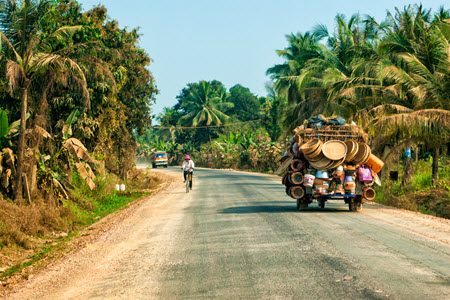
[362,187,376,201]
[345,140,359,162]
[322,140,347,161]
[300,139,322,156]
[289,172,304,185]
[290,159,305,172]
[289,186,305,199]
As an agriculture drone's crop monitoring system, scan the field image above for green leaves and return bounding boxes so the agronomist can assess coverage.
[0,109,8,138]
[177,80,232,127]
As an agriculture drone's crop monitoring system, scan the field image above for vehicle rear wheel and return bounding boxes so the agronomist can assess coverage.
[152,164,156,169]
[296,199,309,211]
[349,199,363,212]
[318,200,325,209]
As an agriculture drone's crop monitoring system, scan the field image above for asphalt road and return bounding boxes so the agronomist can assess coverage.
[7,167,450,299]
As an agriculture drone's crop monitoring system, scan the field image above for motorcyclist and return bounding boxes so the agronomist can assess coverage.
[182,154,195,189]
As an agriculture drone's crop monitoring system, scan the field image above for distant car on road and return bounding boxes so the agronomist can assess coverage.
[152,151,168,168]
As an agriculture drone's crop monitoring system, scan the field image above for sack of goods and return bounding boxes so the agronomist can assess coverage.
[279,115,384,200]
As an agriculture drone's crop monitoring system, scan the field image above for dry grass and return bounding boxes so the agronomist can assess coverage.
[0,199,73,250]
[0,167,167,280]
[126,168,164,191]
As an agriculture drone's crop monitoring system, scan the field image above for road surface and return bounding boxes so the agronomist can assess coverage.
[6,168,450,299]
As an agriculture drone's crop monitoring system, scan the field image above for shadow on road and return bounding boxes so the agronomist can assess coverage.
[220,205,297,214]
[224,182,281,187]
[162,192,186,195]
[220,205,351,214]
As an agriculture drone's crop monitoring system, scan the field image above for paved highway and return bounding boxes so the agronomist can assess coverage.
[7,168,450,299]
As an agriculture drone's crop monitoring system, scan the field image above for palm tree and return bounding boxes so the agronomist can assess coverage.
[266,32,324,103]
[0,0,88,200]
[267,15,386,133]
[178,80,232,127]
[267,32,327,133]
[374,5,450,184]
[305,14,387,118]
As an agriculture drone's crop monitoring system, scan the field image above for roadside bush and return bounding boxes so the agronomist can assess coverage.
[376,157,450,218]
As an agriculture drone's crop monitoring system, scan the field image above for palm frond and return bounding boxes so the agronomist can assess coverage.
[0,31,22,62]
[29,53,90,111]
[373,109,450,144]
[6,59,21,93]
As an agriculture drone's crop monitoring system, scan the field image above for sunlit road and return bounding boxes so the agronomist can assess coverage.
[8,167,450,299]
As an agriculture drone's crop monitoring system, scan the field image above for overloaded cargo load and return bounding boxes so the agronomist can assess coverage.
[280,115,384,212]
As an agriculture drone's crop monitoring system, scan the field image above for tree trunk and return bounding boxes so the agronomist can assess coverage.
[415,146,419,162]
[432,145,439,186]
[30,83,52,197]
[401,157,414,187]
[14,83,30,201]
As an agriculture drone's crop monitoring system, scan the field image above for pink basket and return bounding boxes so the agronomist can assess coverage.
[357,165,373,182]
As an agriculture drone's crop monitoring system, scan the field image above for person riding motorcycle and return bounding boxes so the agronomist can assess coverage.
[182,154,195,189]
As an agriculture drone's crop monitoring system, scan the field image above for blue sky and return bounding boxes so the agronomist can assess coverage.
[78,0,446,116]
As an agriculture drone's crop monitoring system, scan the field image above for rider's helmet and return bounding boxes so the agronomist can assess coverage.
[184,154,191,160]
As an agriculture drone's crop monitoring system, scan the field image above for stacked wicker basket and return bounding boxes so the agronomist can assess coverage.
[281,122,384,201]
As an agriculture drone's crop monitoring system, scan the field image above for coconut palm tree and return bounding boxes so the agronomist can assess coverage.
[0,0,88,200]
[305,14,388,117]
[267,32,328,133]
[178,80,232,127]
[266,32,324,104]
[373,5,450,184]
[268,15,387,133]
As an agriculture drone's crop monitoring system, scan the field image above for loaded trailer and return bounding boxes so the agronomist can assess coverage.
[280,117,384,212]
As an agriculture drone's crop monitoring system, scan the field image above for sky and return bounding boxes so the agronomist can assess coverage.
[78,0,446,116]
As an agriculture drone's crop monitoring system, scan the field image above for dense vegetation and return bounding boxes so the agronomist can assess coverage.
[0,0,156,201]
[139,80,285,171]
[0,0,158,257]
[153,5,450,217]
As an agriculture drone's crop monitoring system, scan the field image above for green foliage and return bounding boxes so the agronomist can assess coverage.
[177,80,232,127]
[0,1,157,199]
[69,171,148,226]
[193,128,283,171]
[227,84,260,121]
[375,156,450,218]
[155,79,285,163]
[0,109,8,138]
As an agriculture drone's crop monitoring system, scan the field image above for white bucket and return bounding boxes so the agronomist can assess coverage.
[304,174,315,187]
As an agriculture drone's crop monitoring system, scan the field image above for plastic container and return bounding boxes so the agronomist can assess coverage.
[344,176,356,193]
[303,174,315,187]
[365,154,384,174]
[315,170,329,179]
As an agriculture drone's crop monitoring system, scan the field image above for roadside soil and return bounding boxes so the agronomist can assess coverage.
[0,169,174,296]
